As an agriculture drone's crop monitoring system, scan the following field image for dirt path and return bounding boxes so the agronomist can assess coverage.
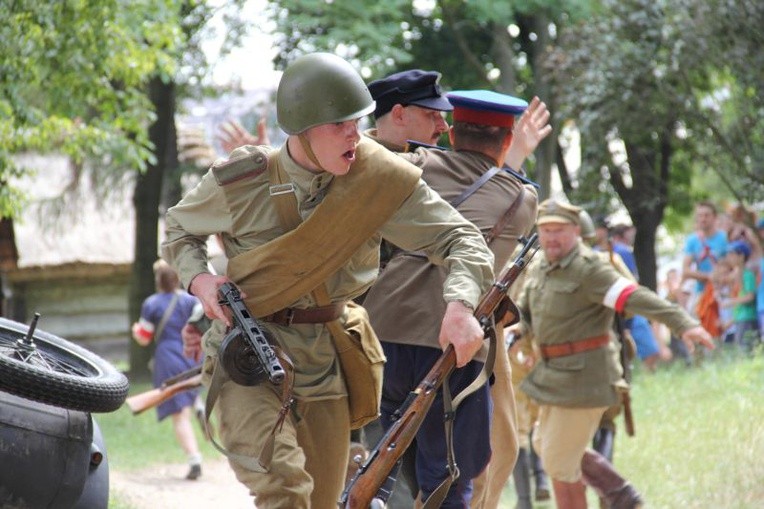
[110,458,255,509]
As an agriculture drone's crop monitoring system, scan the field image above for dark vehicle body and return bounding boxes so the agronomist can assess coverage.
[0,317,128,508]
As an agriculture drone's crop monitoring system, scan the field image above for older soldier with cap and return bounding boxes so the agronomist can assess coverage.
[366,69,453,150]
[512,199,714,509]
[363,89,551,508]
[163,52,497,509]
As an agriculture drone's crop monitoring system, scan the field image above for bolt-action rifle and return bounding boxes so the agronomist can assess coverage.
[125,366,202,415]
[341,234,539,508]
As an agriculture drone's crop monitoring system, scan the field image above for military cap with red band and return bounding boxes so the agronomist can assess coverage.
[446,90,528,128]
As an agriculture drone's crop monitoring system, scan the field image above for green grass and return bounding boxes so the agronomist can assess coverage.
[100,353,764,508]
[500,350,764,508]
[98,382,219,470]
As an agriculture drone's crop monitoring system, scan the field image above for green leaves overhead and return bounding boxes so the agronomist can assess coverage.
[0,0,182,214]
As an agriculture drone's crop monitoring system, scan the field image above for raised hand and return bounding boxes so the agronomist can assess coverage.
[504,96,552,170]
[216,118,269,153]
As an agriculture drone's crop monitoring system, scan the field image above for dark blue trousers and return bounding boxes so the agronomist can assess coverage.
[380,342,492,508]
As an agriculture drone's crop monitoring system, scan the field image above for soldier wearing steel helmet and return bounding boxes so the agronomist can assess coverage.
[510,198,715,509]
[161,52,496,508]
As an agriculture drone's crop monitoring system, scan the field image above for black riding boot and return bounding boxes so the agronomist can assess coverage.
[512,447,533,509]
[529,445,550,501]
[593,426,615,463]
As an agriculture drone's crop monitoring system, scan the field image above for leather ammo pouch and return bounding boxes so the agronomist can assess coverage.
[225,138,421,429]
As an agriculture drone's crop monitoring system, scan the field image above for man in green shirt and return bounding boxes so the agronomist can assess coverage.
[513,199,714,509]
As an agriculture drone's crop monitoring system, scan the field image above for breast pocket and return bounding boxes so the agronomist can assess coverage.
[544,279,582,318]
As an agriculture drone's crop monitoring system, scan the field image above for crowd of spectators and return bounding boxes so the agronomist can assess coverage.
[662,201,764,361]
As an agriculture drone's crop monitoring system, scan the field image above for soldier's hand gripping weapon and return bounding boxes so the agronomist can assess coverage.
[341,234,539,508]
[217,282,288,386]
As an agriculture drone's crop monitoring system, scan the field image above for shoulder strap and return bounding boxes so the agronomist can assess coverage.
[154,291,180,341]
[484,186,527,245]
[449,166,503,208]
[267,160,349,343]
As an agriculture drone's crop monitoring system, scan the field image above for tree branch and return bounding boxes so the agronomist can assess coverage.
[438,1,492,86]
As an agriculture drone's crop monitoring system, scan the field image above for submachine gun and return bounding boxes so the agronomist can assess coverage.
[217,282,287,387]
[126,282,290,414]
[341,234,540,508]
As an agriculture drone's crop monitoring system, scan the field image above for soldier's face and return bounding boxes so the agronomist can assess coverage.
[303,119,362,175]
[400,105,449,145]
[538,222,580,262]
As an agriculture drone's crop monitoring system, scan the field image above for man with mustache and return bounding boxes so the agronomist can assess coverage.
[512,199,714,509]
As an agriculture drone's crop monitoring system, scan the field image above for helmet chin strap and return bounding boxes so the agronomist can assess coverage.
[298,133,327,172]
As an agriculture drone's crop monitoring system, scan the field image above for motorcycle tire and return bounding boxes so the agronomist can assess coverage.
[0,317,129,413]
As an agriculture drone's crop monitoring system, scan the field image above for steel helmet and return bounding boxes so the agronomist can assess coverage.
[276,53,376,135]
[578,209,597,244]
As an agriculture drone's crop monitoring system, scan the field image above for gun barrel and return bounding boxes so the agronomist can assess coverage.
[125,374,203,415]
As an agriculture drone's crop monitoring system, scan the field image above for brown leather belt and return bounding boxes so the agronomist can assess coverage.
[262,302,346,326]
[540,334,610,360]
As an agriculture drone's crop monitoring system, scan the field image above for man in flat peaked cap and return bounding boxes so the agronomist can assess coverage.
[364,88,551,508]
[366,69,453,150]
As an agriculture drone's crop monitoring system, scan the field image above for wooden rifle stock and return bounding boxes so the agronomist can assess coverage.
[341,234,539,508]
[125,366,203,415]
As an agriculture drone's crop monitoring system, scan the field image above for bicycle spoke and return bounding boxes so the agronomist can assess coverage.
[0,336,94,377]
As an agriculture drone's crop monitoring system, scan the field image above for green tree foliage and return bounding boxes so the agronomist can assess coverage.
[550,0,762,288]
[1,0,250,378]
[266,0,592,184]
[0,0,181,217]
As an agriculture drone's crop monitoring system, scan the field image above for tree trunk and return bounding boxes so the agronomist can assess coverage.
[129,76,177,382]
[529,13,555,200]
[491,23,516,92]
[609,135,671,292]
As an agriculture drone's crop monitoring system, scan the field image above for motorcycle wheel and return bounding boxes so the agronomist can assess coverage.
[0,317,129,413]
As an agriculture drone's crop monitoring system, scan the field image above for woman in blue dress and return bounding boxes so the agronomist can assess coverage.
[133,259,203,480]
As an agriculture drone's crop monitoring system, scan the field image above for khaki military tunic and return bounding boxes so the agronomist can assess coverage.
[364,148,538,361]
[518,242,698,407]
[162,137,494,401]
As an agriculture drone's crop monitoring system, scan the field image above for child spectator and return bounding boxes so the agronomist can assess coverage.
[711,258,736,343]
[723,240,759,350]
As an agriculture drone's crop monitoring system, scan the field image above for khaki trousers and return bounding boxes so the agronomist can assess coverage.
[217,381,350,508]
[533,405,607,483]
[470,339,519,509]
